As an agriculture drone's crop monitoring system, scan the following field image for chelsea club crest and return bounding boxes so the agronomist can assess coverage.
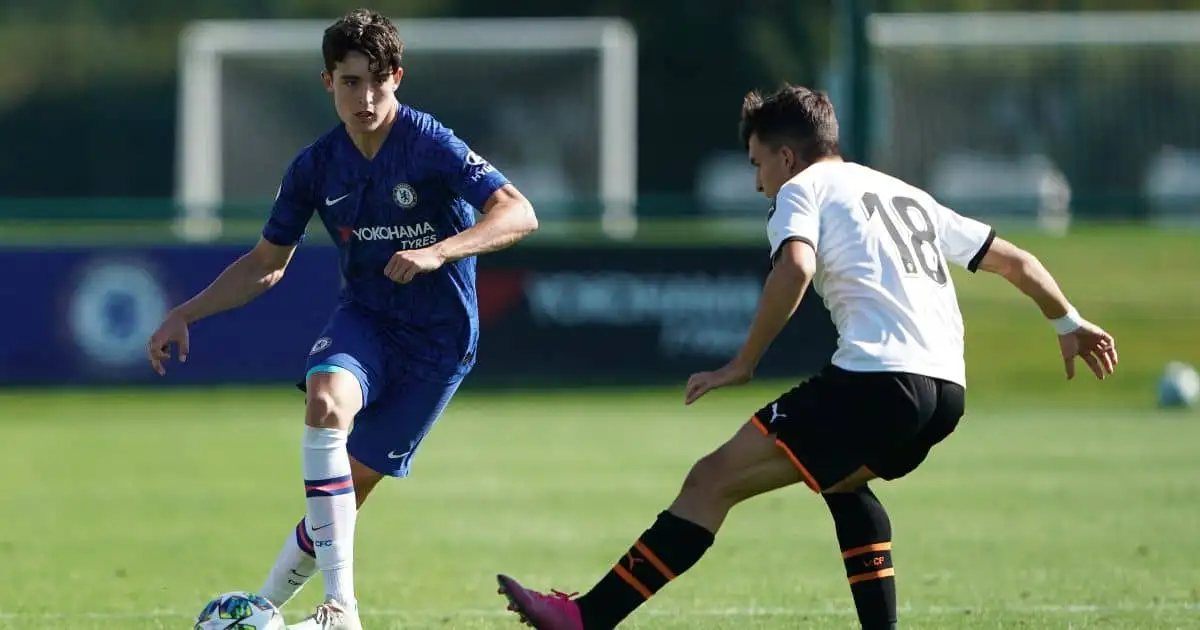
[392,183,418,208]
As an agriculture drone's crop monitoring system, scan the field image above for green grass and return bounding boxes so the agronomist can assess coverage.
[0,216,776,247]
[1,220,1196,627]
[952,225,1200,408]
[1,386,1198,629]
[5,215,1185,248]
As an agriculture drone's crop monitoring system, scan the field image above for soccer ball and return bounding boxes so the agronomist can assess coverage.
[194,592,285,630]
[1157,361,1200,409]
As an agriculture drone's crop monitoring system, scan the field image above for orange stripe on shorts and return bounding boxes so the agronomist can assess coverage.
[750,415,821,493]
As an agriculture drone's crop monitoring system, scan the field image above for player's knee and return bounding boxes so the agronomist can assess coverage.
[681,453,717,495]
[822,467,877,494]
[681,451,742,505]
[304,371,362,429]
[304,389,356,429]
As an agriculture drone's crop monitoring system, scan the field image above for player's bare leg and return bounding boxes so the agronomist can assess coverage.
[260,455,383,609]
[286,369,365,630]
[498,420,802,629]
[821,467,898,630]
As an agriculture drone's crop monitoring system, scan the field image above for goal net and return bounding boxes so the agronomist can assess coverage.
[175,18,637,242]
[864,11,1200,230]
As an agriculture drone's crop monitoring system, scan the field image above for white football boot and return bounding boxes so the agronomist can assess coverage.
[286,598,362,630]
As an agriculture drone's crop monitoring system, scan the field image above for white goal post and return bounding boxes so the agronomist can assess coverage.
[176,18,638,241]
[862,10,1200,231]
[867,10,1200,47]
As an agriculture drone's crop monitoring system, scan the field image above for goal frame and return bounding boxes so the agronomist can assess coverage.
[861,10,1200,231]
[867,10,1200,48]
[176,17,638,241]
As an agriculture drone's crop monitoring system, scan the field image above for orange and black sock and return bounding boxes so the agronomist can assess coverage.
[575,510,714,629]
[825,486,897,630]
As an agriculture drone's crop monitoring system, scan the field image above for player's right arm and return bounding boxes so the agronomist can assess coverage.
[975,237,1117,380]
[938,205,1117,380]
[170,238,298,324]
[148,153,315,375]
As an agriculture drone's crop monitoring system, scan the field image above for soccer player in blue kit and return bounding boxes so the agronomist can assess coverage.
[147,9,538,630]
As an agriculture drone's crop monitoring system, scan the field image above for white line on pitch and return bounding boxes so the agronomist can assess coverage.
[0,602,1196,620]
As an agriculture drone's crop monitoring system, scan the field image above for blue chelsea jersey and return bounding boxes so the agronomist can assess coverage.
[262,105,510,381]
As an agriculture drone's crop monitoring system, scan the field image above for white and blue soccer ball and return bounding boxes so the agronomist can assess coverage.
[1157,361,1200,409]
[194,592,285,630]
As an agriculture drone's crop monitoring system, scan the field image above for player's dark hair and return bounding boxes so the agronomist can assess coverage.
[322,9,404,77]
[739,83,840,162]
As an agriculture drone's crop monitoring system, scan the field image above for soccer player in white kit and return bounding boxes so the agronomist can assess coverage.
[496,84,1118,630]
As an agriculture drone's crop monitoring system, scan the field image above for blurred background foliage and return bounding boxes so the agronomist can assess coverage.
[6,0,1198,198]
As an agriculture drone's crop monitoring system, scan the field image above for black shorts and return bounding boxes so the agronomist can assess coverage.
[752,364,965,492]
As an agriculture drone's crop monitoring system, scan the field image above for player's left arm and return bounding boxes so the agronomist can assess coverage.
[731,183,820,373]
[685,183,818,404]
[434,183,538,262]
[386,130,537,283]
[428,129,538,261]
[731,239,816,373]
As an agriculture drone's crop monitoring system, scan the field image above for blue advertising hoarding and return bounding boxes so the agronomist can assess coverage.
[0,246,342,385]
[0,244,837,387]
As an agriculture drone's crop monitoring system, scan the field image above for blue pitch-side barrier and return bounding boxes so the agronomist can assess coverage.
[0,245,837,387]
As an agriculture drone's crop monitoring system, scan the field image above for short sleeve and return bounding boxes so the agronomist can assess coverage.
[262,149,316,246]
[423,126,510,210]
[767,181,821,263]
[937,204,996,272]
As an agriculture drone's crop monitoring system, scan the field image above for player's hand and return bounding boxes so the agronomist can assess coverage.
[385,247,445,284]
[147,310,190,376]
[685,360,754,405]
[1059,321,1117,380]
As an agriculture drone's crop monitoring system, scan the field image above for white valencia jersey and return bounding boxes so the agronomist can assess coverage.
[767,161,995,387]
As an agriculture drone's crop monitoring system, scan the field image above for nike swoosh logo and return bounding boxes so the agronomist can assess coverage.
[310,522,333,531]
[325,194,351,206]
[387,450,411,460]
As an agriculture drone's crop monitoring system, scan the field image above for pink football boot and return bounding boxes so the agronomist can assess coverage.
[497,574,585,629]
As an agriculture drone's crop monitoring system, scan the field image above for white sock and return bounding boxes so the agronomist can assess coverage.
[302,426,357,607]
[258,518,318,608]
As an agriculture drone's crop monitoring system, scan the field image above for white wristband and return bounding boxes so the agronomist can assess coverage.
[1050,306,1085,335]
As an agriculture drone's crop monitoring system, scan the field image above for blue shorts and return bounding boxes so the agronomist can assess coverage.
[299,306,463,477]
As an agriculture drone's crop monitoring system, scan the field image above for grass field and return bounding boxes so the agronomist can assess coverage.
[1,386,1198,630]
[1,223,1198,628]
[947,225,1198,409]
